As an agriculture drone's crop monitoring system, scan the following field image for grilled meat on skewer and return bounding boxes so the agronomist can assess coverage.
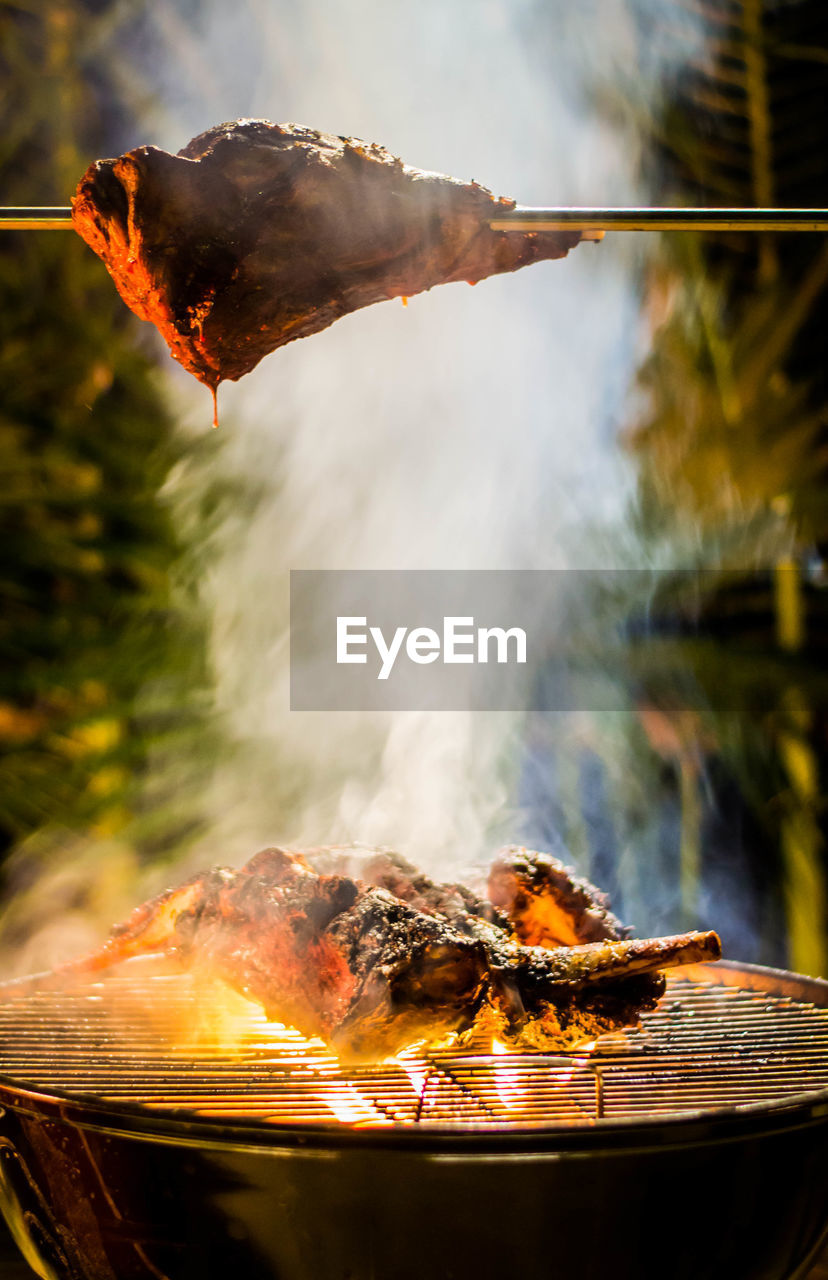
[36,846,721,1057]
[71,120,582,400]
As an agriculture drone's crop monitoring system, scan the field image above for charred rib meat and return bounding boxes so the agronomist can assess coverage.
[306,845,718,1048]
[48,844,721,1059]
[71,120,582,397]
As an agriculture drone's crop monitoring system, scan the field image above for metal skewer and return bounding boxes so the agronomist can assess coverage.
[0,208,75,229]
[2,205,828,232]
[490,206,828,232]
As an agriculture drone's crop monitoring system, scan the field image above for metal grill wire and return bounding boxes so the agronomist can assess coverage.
[0,962,827,1128]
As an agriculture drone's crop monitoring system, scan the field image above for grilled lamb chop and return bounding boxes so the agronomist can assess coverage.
[489,936,716,1051]
[35,845,720,1057]
[71,120,582,408]
[306,846,719,1047]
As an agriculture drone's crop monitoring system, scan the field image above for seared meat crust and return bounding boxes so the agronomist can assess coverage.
[72,120,582,391]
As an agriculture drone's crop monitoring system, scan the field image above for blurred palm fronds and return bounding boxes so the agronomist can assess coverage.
[0,0,219,860]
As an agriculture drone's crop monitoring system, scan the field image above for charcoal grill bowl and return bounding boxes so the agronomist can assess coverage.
[0,960,827,1280]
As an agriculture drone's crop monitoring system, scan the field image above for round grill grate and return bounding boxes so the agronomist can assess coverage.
[1,959,827,1130]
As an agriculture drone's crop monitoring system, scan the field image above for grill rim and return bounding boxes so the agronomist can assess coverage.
[1,959,828,1153]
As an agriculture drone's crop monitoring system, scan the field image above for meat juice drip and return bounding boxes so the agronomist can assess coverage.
[211,385,219,429]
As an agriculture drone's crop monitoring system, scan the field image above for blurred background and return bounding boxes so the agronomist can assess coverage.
[1,0,827,995]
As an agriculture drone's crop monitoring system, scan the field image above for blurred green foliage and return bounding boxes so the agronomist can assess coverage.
[623,0,828,970]
[0,0,216,857]
[629,0,828,541]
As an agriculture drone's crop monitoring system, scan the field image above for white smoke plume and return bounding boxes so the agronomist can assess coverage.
[138,0,702,882]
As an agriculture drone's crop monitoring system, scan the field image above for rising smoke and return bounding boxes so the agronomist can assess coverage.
[2,0,710,976]
[146,0,702,885]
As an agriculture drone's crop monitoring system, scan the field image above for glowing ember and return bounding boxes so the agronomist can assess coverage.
[318,1082,386,1125]
[165,975,332,1061]
[393,1044,433,1113]
[491,1036,526,1113]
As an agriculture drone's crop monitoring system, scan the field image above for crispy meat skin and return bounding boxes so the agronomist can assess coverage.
[489,845,630,946]
[308,846,509,933]
[58,845,721,1057]
[71,120,582,390]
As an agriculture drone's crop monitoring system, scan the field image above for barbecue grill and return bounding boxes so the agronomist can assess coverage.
[0,958,826,1280]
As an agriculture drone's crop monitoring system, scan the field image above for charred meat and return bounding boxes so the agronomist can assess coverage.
[488,845,630,946]
[71,120,582,396]
[45,845,721,1059]
[307,845,509,933]
[70,848,488,1060]
[306,845,718,1048]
